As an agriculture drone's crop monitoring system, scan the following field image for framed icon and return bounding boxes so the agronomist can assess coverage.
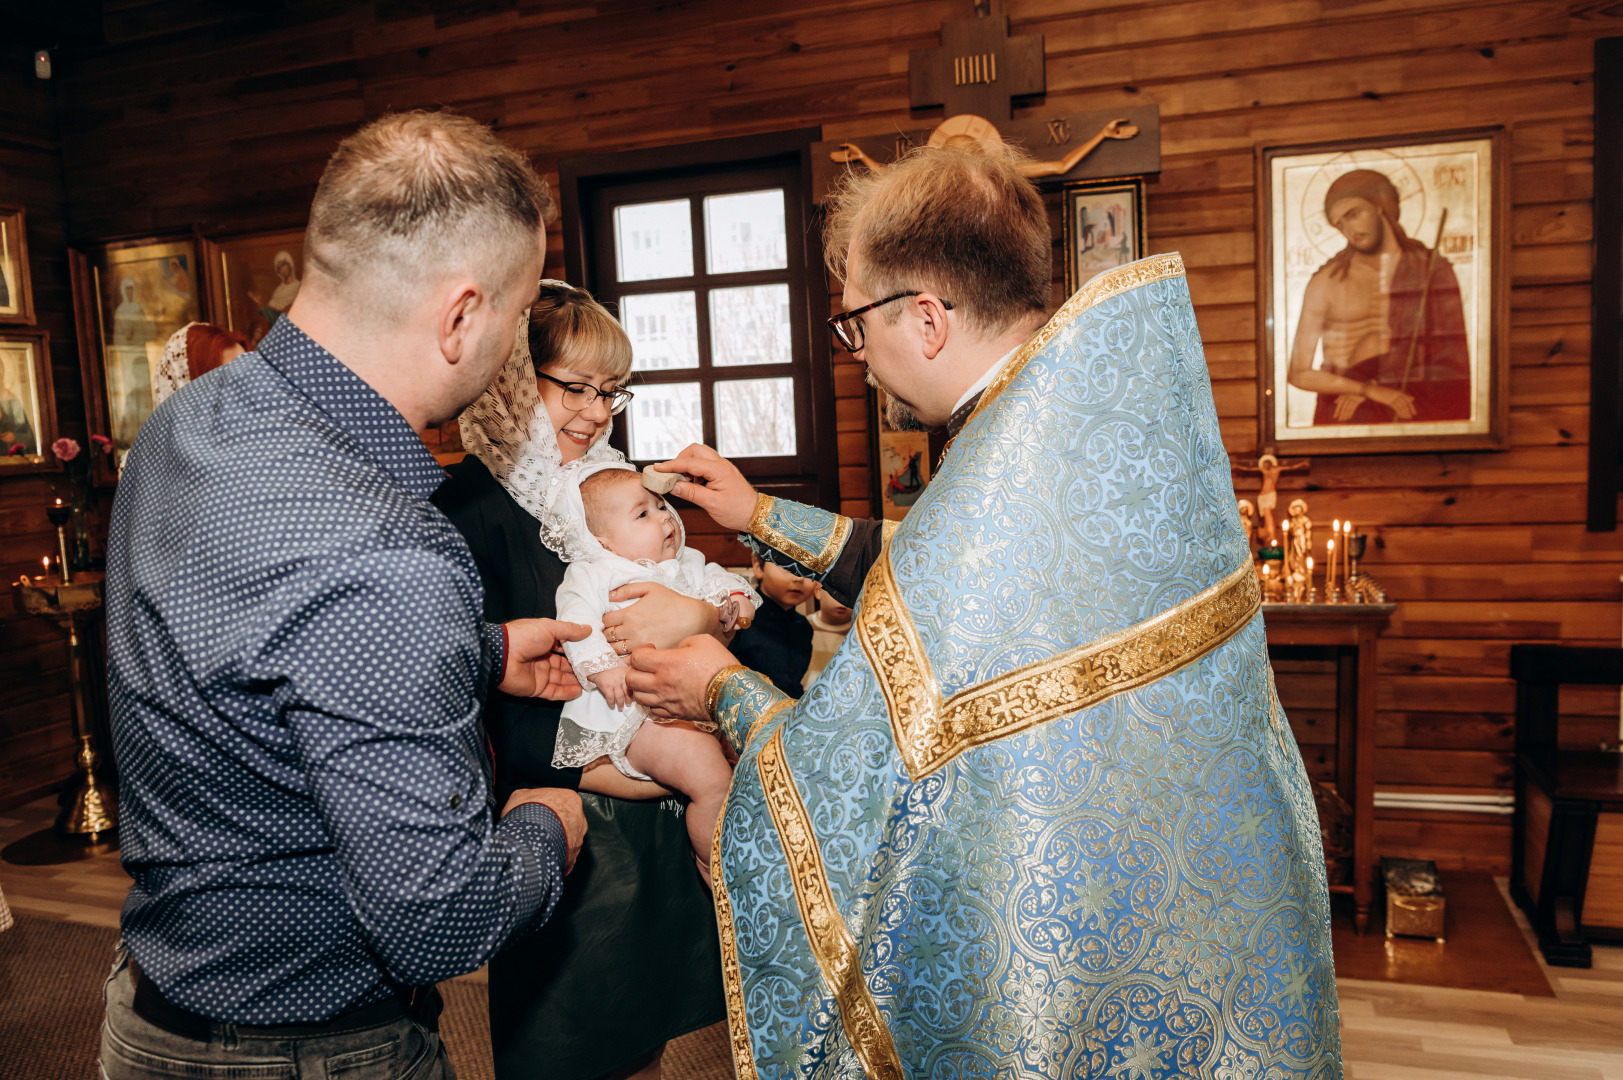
[1061,177,1145,295]
[0,329,57,470]
[69,234,206,482]
[0,205,36,325]
[1258,130,1508,455]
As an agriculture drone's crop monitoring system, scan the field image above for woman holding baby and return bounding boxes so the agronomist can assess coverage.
[433,282,728,1080]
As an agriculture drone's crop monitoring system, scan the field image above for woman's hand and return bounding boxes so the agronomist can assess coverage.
[625,635,740,723]
[603,582,723,651]
[654,445,758,532]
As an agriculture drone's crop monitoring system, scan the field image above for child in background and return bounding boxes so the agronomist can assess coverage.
[730,554,817,699]
[553,464,758,881]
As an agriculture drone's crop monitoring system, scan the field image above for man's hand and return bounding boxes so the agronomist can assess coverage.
[625,635,740,723]
[502,788,586,873]
[1330,393,1366,422]
[1366,384,1417,421]
[499,618,590,699]
[603,582,725,652]
[589,666,632,709]
[653,445,758,532]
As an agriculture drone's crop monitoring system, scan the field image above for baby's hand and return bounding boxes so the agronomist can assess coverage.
[719,593,753,634]
[590,666,633,709]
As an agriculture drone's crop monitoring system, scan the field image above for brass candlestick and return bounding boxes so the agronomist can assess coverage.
[46,500,73,584]
[13,573,116,839]
[1343,532,1389,603]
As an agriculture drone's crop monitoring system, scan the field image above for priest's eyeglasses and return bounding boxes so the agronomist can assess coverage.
[828,291,956,353]
[537,371,635,415]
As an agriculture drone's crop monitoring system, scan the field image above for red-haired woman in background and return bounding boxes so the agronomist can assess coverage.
[151,322,254,409]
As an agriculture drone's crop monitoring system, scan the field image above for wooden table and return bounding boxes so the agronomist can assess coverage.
[1263,601,1395,934]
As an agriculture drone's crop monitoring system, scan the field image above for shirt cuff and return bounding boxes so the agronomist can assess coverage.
[481,622,508,693]
[496,801,568,930]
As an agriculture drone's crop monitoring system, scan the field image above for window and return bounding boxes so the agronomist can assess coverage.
[562,130,836,510]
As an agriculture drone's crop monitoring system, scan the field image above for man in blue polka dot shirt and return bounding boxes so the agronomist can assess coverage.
[100,112,590,1079]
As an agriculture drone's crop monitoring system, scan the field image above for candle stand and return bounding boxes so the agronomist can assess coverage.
[13,571,116,840]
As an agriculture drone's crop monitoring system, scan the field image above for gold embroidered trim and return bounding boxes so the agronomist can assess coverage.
[757,731,905,1080]
[744,697,794,749]
[711,803,759,1080]
[962,252,1186,434]
[705,665,750,721]
[858,556,1260,780]
[748,494,854,575]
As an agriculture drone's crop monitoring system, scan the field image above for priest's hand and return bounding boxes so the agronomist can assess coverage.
[653,444,758,532]
[625,634,740,723]
[502,788,586,874]
[498,618,591,699]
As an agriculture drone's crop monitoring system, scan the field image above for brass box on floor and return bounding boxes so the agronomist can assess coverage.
[1382,857,1445,942]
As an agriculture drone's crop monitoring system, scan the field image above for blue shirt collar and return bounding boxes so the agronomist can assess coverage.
[256,316,446,500]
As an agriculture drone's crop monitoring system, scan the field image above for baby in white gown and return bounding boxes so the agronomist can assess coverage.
[554,463,757,880]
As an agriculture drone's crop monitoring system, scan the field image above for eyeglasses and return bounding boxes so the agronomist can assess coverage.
[537,370,635,415]
[827,291,955,353]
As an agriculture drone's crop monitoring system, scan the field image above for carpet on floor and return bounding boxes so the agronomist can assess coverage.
[0,914,731,1080]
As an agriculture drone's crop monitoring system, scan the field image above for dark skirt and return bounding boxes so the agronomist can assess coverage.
[490,794,724,1079]
[433,457,725,1080]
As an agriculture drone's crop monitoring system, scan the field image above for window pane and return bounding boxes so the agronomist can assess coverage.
[704,189,787,274]
[614,199,693,282]
[709,283,792,367]
[620,291,698,370]
[628,382,703,461]
[714,377,796,458]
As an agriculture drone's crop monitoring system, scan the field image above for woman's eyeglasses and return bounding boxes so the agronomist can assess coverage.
[827,291,955,353]
[537,370,634,415]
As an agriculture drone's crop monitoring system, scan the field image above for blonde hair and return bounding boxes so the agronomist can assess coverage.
[305,110,552,323]
[529,283,633,380]
[825,142,1050,334]
[580,468,644,533]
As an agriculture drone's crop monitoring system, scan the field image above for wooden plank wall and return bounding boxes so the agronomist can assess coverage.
[3,0,1617,868]
[0,42,91,805]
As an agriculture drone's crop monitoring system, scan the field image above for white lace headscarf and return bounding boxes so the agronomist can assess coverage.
[150,322,201,409]
[459,308,632,561]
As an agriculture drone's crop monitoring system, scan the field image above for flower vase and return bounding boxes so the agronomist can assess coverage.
[71,504,92,570]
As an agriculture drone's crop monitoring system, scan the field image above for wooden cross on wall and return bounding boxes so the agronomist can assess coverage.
[909,8,1044,121]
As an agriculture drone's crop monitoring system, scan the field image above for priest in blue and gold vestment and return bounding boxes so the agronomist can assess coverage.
[627,144,1341,1080]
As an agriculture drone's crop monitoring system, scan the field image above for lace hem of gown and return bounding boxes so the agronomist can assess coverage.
[553,708,651,780]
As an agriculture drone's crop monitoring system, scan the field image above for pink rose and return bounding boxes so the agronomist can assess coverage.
[52,438,81,462]
[7,443,23,456]
[90,434,113,454]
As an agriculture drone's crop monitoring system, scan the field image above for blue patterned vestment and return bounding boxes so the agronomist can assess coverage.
[710,255,1341,1080]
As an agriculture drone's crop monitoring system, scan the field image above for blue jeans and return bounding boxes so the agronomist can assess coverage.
[99,945,455,1079]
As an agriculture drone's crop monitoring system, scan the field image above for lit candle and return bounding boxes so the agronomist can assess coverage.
[1343,521,1353,581]
[41,555,50,578]
[1326,537,1337,594]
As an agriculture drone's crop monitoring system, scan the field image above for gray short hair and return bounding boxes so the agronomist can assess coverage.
[305,111,553,319]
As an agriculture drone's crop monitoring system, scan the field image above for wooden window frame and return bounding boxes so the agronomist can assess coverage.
[559,128,840,512]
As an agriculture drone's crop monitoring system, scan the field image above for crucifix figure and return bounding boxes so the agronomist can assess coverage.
[1233,453,1309,547]
[831,115,1139,177]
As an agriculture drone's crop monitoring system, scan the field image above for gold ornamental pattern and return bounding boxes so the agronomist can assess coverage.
[757,730,906,1080]
[858,555,1262,780]
[710,811,760,1080]
[963,252,1188,433]
[747,494,854,575]
[744,697,794,749]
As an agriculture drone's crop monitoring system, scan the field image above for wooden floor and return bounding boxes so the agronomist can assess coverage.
[3,796,1621,1078]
